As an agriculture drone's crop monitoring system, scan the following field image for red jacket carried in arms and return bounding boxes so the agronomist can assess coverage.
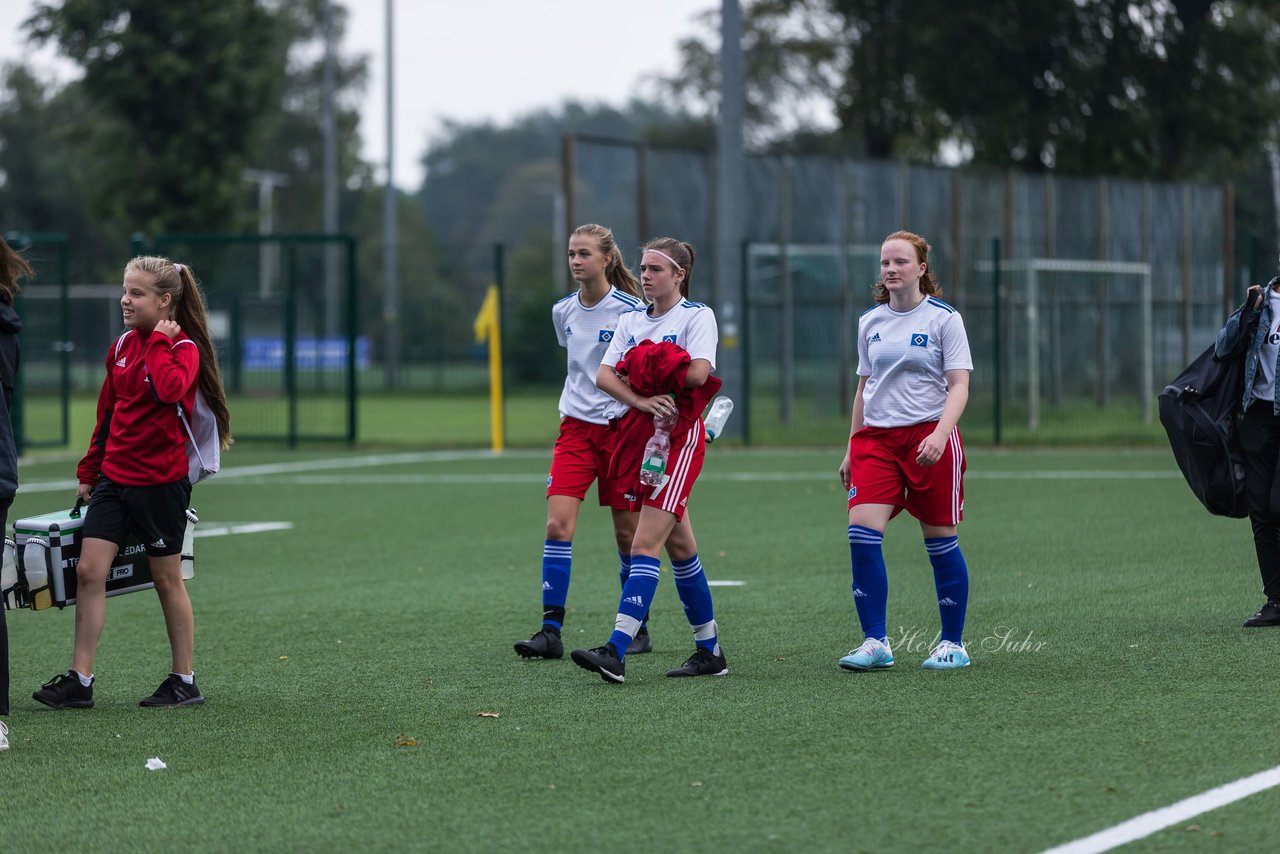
[77,328,200,487]
[607,339,723,500]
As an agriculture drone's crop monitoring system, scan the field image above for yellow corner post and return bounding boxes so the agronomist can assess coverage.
[473,284,504,452]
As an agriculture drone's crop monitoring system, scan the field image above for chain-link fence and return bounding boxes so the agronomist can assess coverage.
[568,138,1233,445]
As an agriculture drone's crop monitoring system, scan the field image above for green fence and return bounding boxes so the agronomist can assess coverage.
[6,231,71,451]
[137,233,358,445]
[739,236,1223,447]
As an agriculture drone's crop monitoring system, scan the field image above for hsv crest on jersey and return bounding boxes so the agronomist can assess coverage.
[910,333,929,347]
[599,329,613,342]
[662,334,678,344]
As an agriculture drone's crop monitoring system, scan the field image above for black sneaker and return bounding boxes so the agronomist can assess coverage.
[139,674,205,707]
[666,648,729,678]
[514,629,564,659]
[1244,600,1280,627]
[570,644,625,683]
[626,628,653,655]
[32,671,94,709]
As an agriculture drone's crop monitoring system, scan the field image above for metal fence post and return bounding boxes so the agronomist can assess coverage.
[992,237,1003,446]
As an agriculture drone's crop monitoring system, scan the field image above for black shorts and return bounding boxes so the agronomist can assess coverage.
[81,476,192,557]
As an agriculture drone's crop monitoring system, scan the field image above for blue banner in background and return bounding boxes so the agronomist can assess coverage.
[243,336,370,370]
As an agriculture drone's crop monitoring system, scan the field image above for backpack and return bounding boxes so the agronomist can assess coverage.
[1157,299,1261,518]
[178,389,220,483]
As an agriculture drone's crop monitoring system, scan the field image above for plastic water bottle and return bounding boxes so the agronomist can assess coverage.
[703,396,735,443]
[180,508,198,580]
[1,537,16,608]
[640,411,677,486]
[22,536,49,609]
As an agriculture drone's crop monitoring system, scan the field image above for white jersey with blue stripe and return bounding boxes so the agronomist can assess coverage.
[856,296,972,427]
[552,286,643,423]
[602,299,719,371]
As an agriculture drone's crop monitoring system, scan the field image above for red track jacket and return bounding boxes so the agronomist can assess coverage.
[77,328,199,487]
[607,339,723,501]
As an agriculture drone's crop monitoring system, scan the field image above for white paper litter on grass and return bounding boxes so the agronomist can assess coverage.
[145,757,167,771]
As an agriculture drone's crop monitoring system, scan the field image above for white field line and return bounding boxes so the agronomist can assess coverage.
[1040,765,1280,854]
[707,580,747,587]
[14,451,1181,496]
[13,450,542,494]
[195,522,294,538]
[201,470,1182,487]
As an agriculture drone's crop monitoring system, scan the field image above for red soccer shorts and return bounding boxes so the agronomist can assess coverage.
[547,417,630,510]
[846,421,965,526]
[625,418,705,522]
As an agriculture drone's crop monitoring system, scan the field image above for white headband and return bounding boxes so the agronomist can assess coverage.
[644,248,682,269]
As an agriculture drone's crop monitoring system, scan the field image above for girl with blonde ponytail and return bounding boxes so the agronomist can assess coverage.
[33,256,230,712]
[514,224,651,661]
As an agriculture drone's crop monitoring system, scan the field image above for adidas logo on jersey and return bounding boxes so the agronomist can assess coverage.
[868,333,881,343]
[150,538,166,549]
[623,595,644,607]
[852,588,868,598]
[564,324,572,336]
[115,357,127,367]
[542,581,552,591]
[938,597,958,606]
[625,336,636,347]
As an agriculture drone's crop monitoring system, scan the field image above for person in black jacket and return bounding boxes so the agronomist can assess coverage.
[0,236,28,751]
[1215,278,1280,626]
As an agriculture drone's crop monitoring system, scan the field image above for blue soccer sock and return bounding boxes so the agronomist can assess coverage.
[926,536,969,644]
[848,525,888,641]
[619,552,649,632]
[608,555,660,661]
[671,554,719,655]
[540,539,571,632]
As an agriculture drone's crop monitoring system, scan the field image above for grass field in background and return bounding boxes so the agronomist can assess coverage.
[19,390,1169,454]
[2,445,1277,851]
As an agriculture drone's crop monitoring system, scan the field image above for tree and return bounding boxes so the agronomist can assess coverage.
[0,62,122,280]
[25,1,286,233]
[662,0,1280,181]
[243,0,373,232]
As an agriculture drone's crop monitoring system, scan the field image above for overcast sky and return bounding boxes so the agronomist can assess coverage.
[0,0,717,190]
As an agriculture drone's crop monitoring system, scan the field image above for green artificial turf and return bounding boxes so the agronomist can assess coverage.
[2,446,1277,851]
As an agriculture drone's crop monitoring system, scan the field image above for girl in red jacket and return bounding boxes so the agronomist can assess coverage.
[33,256,231,710]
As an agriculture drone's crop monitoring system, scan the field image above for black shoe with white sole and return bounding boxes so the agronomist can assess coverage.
[665,648,728,678]
[570,644,625,683]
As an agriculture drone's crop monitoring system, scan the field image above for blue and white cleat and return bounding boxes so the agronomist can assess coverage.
[839,637,895,671]
[921,640,971,670]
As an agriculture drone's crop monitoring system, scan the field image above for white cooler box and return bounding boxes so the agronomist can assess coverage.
[1,504,196,611]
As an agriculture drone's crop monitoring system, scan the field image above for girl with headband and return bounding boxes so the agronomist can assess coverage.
[571,236,728,683]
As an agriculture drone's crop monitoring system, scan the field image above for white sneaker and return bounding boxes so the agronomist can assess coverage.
[0,720,9,751]
[922,640,971,670]
[839,637,895,671]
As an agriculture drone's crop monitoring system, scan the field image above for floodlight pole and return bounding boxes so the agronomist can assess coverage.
[242,168,289,298]
[322,0,340,336]
[715,0,745,440]
[382,0,399,387]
